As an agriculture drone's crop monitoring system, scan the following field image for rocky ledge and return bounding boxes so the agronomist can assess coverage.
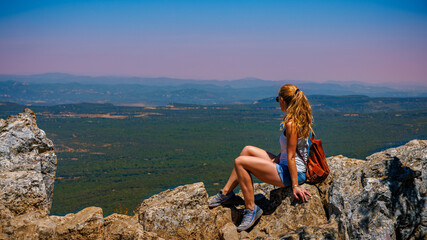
[1,109,426,239]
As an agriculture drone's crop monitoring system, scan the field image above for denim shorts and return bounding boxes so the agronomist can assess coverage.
[275,162,306,187]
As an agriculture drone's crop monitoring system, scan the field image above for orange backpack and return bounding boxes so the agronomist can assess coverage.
[296,134,330,184]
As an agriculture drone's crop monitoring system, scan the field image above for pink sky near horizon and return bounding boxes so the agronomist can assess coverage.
[0,1,426,85]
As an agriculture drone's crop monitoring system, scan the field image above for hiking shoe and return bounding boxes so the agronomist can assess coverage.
[208,190,235,208]
[237,205,263,232]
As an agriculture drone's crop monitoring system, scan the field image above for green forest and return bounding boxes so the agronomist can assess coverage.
[0,96,426,216]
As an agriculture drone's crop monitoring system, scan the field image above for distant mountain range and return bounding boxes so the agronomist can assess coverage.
[0,73,426,106]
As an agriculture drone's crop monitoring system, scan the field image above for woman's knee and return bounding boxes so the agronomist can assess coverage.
[234,156,246,167]
[241,145,255,156]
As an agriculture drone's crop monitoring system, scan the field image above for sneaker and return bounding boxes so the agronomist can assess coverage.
[208,190,235,208]
[237,205,263,232]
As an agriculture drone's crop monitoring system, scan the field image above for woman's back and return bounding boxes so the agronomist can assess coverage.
[279,131,309,172]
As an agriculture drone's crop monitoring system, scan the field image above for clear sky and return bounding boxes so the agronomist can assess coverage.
[0,0,426,85]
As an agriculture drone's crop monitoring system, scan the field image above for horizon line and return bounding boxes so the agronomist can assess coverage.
[1,71,427,88]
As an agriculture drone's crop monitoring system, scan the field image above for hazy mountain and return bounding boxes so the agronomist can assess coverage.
[0,73,426,106]
[253,95,427,113]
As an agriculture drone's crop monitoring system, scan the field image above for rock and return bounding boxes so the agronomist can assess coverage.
[137,182,232,239]
[316,155,365,216]
[51,206,104,240]
[221,223,239,240]
[278,222,339,240]
[329,139,427,239]
[235,183,336,239]
[137,181,335,240]
[47,208,164,240]
[0,204,57,240]
[0,108,57,216]
[103,213,163,240]
[0,110,164,240]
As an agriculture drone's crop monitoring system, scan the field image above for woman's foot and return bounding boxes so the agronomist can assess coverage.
[237,204,263,232]
[208,190,235,208]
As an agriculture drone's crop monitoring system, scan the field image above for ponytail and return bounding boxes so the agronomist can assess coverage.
[279,84,314,139]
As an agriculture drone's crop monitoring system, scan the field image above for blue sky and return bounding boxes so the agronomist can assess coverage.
[0,0,426,84]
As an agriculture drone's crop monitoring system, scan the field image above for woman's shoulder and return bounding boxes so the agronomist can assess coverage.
[285,121,308,140]
[284,121,296,134]
[284,121,294,131]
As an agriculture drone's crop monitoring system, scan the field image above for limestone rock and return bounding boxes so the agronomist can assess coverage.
[0,203,57,240]
[51,206,104,240]
[0,108,57,216]
[316,155,365,214]
[234,183,338,239]
[103,213,163,240]
[277,222,339,240]
[221,222,239,240]
[329,139,427,239]
[137,181,336,240]
[137,182,232,239]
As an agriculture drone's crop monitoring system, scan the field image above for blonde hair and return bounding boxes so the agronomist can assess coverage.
[279,84,314,139]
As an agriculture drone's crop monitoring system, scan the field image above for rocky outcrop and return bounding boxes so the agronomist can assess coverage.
[0,108,57,216]
[137,141,426,240]
[329,139,426,239]
[103,213,161,240]
[0,205,57,240]
[0,109,163,240]
[138,182,232,239]
[137,182,338,239]
[52,207,104,239]
[1,109,426,239]
[49,207,162,240]
[1,204,163,240]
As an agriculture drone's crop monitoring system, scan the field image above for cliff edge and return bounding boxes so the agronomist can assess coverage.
[1,109,425,239]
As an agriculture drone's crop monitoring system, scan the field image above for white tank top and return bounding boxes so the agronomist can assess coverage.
[279,131,309,172]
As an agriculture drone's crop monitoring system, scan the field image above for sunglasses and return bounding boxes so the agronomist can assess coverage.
[276,96,279,102]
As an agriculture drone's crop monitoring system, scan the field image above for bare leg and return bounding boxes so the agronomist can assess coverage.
[235,155,284,210]
[222,146,276,195]
[222,168,239,195]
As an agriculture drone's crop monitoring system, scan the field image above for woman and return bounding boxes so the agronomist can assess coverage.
[208,84,313,232]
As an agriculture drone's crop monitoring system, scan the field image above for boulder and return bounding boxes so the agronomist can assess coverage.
[329,139,427,239]
[137,182,232,239]
[0,109,163,240]
[220,222,239,240]
[137,181,337,240]
[233,183,338,239]
[51,206,104,240]
[0,203,57,240]
[316,155,366,216]
[103,213,163,240]
[0,108,57,216]
[47,207,164,240]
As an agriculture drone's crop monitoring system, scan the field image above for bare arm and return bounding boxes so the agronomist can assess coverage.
[285,122,311,202]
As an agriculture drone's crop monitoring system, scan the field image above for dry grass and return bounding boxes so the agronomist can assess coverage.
[134,112,163,117]
[114,204,137,216]
[54,145,89,153]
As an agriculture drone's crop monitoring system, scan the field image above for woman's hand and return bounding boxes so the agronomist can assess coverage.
[292,186,311,202]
